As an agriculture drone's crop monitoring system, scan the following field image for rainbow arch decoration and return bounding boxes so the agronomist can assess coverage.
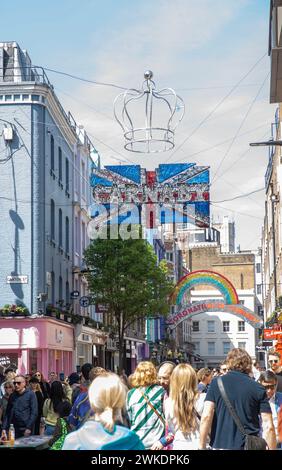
[168,270,262,329]
[171,270,239,306]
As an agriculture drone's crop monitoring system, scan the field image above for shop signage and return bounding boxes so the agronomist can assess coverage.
[80,296,90,308]
[96,304,109,313]
[264,329,282,339]
[70,290,80,299]
[6,275,28,284]
[56,329,63,343]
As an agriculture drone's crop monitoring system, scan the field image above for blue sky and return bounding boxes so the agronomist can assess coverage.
[0,0,274,248]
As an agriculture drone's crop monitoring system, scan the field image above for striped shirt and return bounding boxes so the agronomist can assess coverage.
[126,384,165,449]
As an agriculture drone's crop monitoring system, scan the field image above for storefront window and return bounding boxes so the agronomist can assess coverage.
[29,350,38,374]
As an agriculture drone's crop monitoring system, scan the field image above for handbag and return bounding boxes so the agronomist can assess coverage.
[217,377,268,450]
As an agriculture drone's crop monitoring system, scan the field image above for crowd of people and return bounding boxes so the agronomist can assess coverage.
[0,347,281,450]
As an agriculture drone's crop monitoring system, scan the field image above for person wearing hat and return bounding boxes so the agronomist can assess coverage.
[68,373,81,404]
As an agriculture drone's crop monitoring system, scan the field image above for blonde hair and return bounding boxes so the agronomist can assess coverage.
[131,361,157,388]
[88,373,126,433]
[169,364,199,435]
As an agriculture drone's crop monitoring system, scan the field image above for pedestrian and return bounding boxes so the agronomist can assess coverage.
[68,367,106,430]
[199,348,276,450]
[163,364,205,449]
[43,381,70,436]
[48,401,72,450]
[258,370,282,448]
[219,362,228,375]
[67,373,81,404]
[267,350,282,392]
[1,375,38,439]
[126,361,165,450]
[0,368,16,398]
[0,381,14,430]
[63,373,144,450]
[150,361,176,450]
[33,371,50,400]
[197,368,212,393]
[29,376,44,435]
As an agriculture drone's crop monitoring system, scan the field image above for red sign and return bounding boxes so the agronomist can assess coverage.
[264,329,282,339]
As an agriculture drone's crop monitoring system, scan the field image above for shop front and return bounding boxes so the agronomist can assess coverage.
[75,325,107,369]
[0,317,74,378]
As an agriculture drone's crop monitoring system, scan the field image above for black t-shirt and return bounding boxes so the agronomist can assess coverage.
[205,370,271,449]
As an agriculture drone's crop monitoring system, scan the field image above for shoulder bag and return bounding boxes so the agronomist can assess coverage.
[139,389,166,426]
[217,376,268,450]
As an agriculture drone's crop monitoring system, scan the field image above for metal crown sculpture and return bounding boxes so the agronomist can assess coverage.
[114,71,185,154]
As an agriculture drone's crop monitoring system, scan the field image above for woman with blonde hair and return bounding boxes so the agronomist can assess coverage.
[164,363,205,449]
[126,361,165,449]
[62,373,144,450]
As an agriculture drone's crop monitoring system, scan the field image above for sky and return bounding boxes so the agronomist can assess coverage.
[0,0,275,250]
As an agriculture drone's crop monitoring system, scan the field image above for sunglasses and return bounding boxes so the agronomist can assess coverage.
[269,360,279,364]
[263,384,276,390]
[13,381,23,385]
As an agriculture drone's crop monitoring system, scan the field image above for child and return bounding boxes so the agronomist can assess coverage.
[49,401,72,450]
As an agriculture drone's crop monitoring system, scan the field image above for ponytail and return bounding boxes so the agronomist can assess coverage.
[99,406,114,433]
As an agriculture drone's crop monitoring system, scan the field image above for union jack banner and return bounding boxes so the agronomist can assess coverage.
[90,163,210,228]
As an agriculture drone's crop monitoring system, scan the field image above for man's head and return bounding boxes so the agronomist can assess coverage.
[13,375,26,394]
[49,372,57,383]
[220,362,228,375]
[268,350,281,372]
[226,348,252,374]
[197,368,212,385]
[258,370,278,399]
[157,362,175,391]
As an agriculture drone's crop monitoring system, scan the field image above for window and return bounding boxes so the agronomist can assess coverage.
[59,209,63,248]
[166,252,173,262]
[50,135,54,171]
[22,94,29,101]
[192,321,199,332]
[65,159,69,192]
[31,94,40,101]
[257,284,262,295]
[223,321,230,332]
[66,281,70,303]
[238,342,246,350]
[208,342,215,355]
[240,273,244,289]
[58,147,62,182]
[194,342,200,353]
[51,271,55,305]
[223,342,231,355]
[50,199,55,240]
[59,276,63,301]
[256,263,261,273]
[239,300,245,305]
[82,161,86,198]
[82,221,86,254]
[65,217,69,253]
[238,321,245,332]
[75,216,80,254]
[207,320,215,333]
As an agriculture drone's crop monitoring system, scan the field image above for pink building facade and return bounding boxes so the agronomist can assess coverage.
[0,317,74,378]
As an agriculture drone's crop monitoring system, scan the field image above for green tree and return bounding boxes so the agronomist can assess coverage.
[84,237,173,372]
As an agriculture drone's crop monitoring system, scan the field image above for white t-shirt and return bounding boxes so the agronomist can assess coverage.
[164,394,205,450]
